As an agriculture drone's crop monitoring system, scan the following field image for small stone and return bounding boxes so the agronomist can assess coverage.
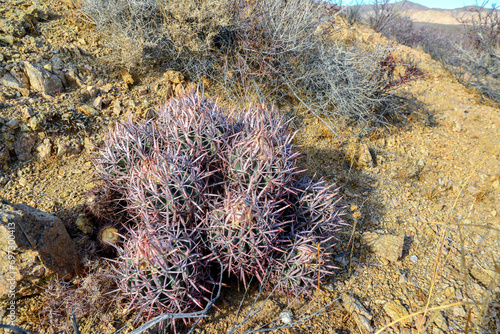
[120,69,134,87]
[0,73,29,96]
[101,83,114,93]
[77,105,99,116]
[279,311,292,325]
[37,138,52,160]
[358,144,375,168]
[18,177,27,187]
[342,294,373,320]
[22,107,35,120]
[433,311,447,331]
[362,231,404,262]
[453,306,466,317]
[51,56,64,70]
[0,18,26,37]
[342,294,373,332]
[409,255,418,263]
[0,199,81,300]
[74,213,93,235]
[6,118,20,129]
[452,120,462,132]
[56,138,82,157]
[383,300,410,325]
[13,134,36,161]
[86,85,99,99]
[163,70,184,84]
[24,62,63,96]
[28,113,47,132]
[64,69,83,88]
[113,100,122,116]
[0,146,9,166]
[0,35,15,44]
[399,273,408,284]
[93,96,103,110]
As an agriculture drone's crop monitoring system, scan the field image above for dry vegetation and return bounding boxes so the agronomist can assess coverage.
[0,0,499,334]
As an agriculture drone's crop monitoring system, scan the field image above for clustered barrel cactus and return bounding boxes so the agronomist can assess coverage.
[89,92,344,329]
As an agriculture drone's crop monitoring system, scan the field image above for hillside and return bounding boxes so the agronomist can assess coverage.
[0,1,499,334]
[355,1,494,25]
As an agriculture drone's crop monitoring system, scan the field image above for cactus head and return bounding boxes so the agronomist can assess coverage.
[112,223,210,325]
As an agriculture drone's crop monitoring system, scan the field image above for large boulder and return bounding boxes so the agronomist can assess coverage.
[0,198,81,301]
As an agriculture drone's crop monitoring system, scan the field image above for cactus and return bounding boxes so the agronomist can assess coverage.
[90,92,345,331]
[112,222,211,323]
[205,190,287,285]
[271,233,335,297]
[124,153,210,227]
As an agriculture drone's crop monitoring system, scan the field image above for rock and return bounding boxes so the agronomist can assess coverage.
[0,144,10,166]
[0,35,15,44]
[22,107,35,120]
[93,96,103,110]
[433,311,448,331]
[164,70,184,84]
[51,56,64,70]
[86,85,99,99]
[120,68,134,87]
[56,138,82,157]
[342,294,374,332]
[452,120,462,132]
[37,138,52,160]
[383,300,410,326]
[64,69,83,88]
[0,74,29,96]
[0,198,81,301]
[74,213,93,235]
[27,113,47,131]
[362,230,404,263]
[0,18,26,38]
[358,143,375,168]
[13,133,36,161]
[113,100,122,116]
[101,83,114,93]
[25,4,49,21]
[78,105,99,116]
[24,62,63,96]
[18,177,28,187]
[6,119,19,130]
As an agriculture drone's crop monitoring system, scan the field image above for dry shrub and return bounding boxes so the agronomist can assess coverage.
[39,259,120,333]
[82,0,238,66]
[82,0,420,130]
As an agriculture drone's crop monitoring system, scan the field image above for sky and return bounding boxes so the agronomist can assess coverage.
[342,0,496,9]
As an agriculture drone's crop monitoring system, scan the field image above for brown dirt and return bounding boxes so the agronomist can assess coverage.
[0,1,498,334]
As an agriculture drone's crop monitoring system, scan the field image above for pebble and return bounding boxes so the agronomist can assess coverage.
[77,105,99,116]
[362,231,405,263]
[18,177,27,187]
[409,255,418,263]
[383,300,410,325]
[279,311,292,325]
[6,118,20,129]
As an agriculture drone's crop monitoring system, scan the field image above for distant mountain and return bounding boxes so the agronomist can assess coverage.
[348,1,496,26]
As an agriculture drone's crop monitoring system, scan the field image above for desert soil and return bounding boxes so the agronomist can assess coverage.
[0,1,498,334]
